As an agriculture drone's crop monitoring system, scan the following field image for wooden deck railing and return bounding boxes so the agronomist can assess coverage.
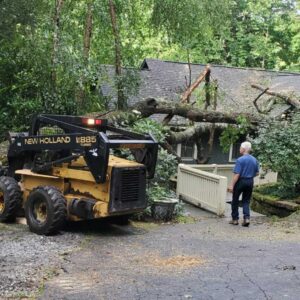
[176,164,277,217]
[176,164,227,216]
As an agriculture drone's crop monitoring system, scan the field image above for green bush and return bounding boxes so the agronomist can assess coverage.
[254,183,295,199]
[127,118,180,217]
[252,114,300,196]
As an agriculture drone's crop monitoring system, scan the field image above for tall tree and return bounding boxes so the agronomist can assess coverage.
[83,1,93,62]
[108,0,126,110]
[76,1,94,110]
[150,0,231,63]
[52,0,64,85]
[226,0,298,69]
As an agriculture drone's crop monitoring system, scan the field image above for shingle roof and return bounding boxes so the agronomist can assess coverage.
[100,58,300,119]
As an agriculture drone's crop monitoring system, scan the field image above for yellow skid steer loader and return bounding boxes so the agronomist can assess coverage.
[0,115,158,235]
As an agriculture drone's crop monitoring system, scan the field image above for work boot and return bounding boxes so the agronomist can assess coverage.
[229,220,238,225]
[242,219,250,227]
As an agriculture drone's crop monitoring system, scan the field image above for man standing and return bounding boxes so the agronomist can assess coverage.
[228,141,259,227]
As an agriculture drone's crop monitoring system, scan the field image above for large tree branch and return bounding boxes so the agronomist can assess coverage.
[251,84,300,109]
[134,98,262,125]
[253,87,269,113]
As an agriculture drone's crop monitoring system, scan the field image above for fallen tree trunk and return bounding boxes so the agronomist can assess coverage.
[251,84,300,109]
[135,98,262,125]
[90,98,262,150]
[167,125,206,144]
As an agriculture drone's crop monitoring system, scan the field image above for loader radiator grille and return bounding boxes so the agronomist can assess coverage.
[120,169,140,202]
[109,166,146,213]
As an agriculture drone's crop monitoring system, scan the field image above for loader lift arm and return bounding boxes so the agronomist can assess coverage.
[7,114,158,183]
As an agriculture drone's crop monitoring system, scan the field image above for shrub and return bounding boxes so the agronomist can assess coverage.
[127,118,180,217]
[252,114,300,196]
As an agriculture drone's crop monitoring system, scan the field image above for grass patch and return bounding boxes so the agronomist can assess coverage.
[131,221,159,230]
[254,183,300,200]
[174,215,197,224]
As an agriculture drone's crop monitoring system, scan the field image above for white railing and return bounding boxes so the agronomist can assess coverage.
[176,164,278,217]
[191,164,277,186]
[177,164,227,216]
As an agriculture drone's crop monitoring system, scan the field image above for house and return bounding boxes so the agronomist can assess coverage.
[100,59,300,164]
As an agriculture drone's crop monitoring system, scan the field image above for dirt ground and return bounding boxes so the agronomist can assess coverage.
[0,204,300,300]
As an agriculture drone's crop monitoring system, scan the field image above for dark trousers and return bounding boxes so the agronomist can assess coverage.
[231,178,254,220]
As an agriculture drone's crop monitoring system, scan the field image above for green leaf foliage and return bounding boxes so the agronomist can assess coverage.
[252,114,300,195]
[0,0,299,139]
[220,116,251,152]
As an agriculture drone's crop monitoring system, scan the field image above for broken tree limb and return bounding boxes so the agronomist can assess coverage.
[204,68,211,110]
[180,65,210,103]
[253,87,269,113]
[251,84,300,109]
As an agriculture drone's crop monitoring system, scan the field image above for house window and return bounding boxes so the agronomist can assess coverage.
[229,138,245,162]
[181,141,195,159]
[173,142,197,161]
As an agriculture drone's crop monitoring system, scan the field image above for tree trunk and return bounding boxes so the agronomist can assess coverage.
[108,0,126,110]
[52,0,64,86]
[77,1,94,110]
[197,80,217,163]
[83,2,93,61]
[134,98,262,125]
[185,50,192,103]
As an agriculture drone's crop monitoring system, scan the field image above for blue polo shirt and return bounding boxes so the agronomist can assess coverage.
[233,154,259,178]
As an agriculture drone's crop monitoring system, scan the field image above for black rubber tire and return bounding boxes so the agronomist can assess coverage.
[0,176,22,222]
[25,186,67,235]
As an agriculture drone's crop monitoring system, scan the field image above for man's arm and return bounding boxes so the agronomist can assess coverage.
[228,159,241,192]
[228,173,240,193]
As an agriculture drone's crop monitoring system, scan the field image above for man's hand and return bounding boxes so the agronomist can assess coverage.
[228,173,240,193]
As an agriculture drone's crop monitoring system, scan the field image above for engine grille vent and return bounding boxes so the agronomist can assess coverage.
[120,169,140,202]
[109,166,146,213]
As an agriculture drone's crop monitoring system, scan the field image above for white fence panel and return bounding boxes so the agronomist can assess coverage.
[189,164,277,186]
[177,164,227,216]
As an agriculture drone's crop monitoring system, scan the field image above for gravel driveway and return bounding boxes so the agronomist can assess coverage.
[0,204,300,300]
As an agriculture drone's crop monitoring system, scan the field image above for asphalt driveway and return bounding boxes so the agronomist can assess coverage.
[1,203,300,300]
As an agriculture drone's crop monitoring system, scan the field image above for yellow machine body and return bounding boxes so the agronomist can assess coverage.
[16,155,146,221]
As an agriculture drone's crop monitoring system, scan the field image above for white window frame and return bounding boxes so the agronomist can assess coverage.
[228,144,237,163]
[178,143,197,160]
